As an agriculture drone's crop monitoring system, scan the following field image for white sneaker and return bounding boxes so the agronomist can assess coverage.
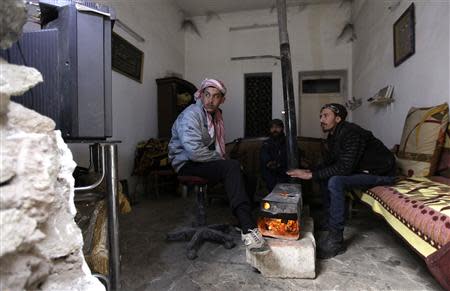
[241,228,270,254]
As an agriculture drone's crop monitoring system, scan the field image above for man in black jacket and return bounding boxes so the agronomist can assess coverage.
[287,103,396,259]
[260,119,289,192]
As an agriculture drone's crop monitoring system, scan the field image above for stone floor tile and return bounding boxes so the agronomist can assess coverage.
[118,195,443,291]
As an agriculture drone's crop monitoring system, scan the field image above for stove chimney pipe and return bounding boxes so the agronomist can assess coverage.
[277,0,299,170]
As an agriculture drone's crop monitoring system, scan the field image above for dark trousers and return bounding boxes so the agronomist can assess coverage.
[320,174,395,231]
[179,159,255,232]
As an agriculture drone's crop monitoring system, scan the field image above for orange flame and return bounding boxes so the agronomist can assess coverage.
[257,217,300,240]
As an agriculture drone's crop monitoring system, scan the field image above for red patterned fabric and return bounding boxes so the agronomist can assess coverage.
[177,175,208,185]
[368,180,450,249]
[437,124,450,178]
[363,178,450,290]
[426,242,450,291]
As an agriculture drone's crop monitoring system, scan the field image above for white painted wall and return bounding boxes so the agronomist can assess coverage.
[185,3,352,141]
[352,0,450,148]
[69,0,185,186]
[68,0,449,191]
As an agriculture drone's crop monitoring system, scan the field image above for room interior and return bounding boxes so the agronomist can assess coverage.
[1,0,449,290]
[74,0,450,289]
[65,0,449,189]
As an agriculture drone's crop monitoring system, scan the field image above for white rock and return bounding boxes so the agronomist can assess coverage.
[0,58,43,115]
[0,170,14,185]
[0,253,51,290]
[246,216,316,279]
[0,0,27,49]
[0,209,39,256]
[0,58,104,290]
[0,58,43,96]
[55,131,77,215]
[7,102,55,133]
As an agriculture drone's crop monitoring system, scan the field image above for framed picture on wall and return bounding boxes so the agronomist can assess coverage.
[393,3,415,67]
[112,32,144,82]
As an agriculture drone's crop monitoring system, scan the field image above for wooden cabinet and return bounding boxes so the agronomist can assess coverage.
[156,77,197,138]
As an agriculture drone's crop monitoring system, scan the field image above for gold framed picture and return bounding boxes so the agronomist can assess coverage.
[393,3,415,67]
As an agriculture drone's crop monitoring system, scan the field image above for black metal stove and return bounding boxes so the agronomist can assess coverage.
[257,183,302,240]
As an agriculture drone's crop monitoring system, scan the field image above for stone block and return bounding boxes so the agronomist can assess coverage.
[246,216,316,279]
[0,50,103,289]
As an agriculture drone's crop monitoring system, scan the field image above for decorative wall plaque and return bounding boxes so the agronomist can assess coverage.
[393,3,415,67]
[112,31,144,82]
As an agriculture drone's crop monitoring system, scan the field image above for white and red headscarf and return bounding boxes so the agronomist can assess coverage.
[195,78,227,159]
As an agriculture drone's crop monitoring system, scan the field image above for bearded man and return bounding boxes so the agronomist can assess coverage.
[287,103,396,259]
[260,119,289,192]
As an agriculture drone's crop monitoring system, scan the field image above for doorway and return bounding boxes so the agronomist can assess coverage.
[245,73,272,137]
[298,70,347,138]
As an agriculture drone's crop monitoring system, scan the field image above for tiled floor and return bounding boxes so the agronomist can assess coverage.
[119,192,442,291]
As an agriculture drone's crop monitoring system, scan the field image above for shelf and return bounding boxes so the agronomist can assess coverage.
[370,97,394,105]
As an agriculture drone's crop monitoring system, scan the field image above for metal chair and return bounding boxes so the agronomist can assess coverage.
[166,176,235,259]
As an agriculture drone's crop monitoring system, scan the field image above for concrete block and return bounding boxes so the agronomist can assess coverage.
[246,216,316,279]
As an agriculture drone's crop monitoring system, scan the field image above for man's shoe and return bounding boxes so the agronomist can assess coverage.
[317,229,346,259]
[241,228,270,254]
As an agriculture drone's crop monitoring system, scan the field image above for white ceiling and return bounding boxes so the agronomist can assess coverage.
[173,0,342,17]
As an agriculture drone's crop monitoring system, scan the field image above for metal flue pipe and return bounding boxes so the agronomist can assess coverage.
[277,0,299,170]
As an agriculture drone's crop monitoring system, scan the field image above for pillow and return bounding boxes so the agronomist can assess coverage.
[436,123,450,178]
[396,103,449,177]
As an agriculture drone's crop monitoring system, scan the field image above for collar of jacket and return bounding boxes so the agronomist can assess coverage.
[327,121,348,142]
[328,121,346,138]
[195,99,208,119]
[195,98,204,110]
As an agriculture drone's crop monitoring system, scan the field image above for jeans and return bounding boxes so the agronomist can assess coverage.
[320,174,395,231]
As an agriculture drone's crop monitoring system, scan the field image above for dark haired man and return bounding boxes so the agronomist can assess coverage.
[260,119,289,192]
[287,103,396,259]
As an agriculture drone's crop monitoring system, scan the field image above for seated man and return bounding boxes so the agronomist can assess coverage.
[260,119,289,192]
[168,78,269,254]
[287,103,395,259]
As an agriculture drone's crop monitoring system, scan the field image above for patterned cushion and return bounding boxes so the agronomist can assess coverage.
[396,103,449,177]
[361,177,450,257]
[437,123,450,178]
[358,177,450,290]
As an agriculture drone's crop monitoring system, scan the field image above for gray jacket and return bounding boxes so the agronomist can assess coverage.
[168,99,222,172]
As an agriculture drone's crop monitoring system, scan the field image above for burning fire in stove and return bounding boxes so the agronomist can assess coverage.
[257,183,302,240]
[257,217,299,240]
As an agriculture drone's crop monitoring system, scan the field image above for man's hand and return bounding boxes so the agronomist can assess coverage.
[287,169,312,180]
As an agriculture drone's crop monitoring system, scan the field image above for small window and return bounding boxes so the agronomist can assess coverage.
[302,78,341,94]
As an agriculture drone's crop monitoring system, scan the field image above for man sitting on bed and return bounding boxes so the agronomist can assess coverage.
[287,103,396,259]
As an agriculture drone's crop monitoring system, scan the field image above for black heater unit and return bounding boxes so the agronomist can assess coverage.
[0,0,115,140]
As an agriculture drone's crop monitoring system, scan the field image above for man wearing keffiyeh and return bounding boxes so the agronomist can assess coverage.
[168,78,269,254]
